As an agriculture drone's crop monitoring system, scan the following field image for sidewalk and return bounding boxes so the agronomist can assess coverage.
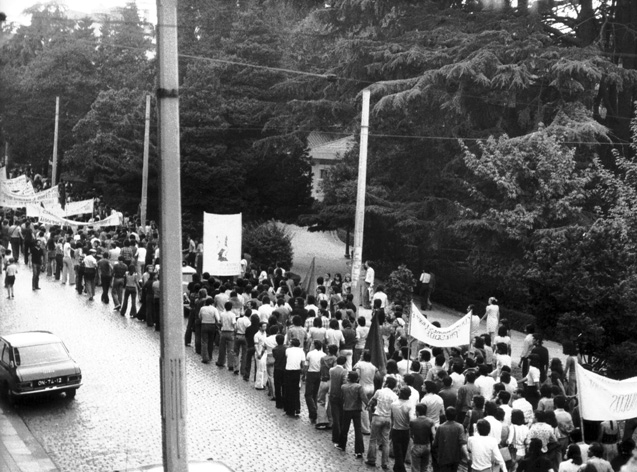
[0,405,58,472]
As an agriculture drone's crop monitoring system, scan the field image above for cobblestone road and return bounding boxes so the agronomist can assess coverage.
[0,261,386,472]
[0,226,563,472]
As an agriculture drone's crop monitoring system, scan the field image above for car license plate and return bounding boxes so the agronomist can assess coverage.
[37,377,64,387]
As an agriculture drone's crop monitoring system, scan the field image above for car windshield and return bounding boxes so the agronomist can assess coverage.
[14,342,69,366]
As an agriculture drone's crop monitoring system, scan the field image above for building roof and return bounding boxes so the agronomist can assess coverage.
[308,132,355,161]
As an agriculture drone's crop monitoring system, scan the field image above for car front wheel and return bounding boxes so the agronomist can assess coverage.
[2,382,16,405]
[64,388,77,399]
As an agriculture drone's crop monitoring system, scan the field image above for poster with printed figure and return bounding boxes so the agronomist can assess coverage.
[203,212,242,276]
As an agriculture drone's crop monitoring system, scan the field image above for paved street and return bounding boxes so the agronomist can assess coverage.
[0,226,563,472]
[0,262,385,472]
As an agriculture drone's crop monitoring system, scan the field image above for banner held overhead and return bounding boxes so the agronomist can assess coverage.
[576,364,637,421]
[203,212,242,276]
[409,302,472,347]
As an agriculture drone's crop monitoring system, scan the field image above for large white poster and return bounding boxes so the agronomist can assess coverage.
[203,212,242,276]
[576,364,637,421]
[409,303,472,347]
[64,199,95,217]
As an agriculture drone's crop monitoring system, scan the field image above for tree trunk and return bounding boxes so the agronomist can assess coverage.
[576,0,597,46]
[601,0,637,157]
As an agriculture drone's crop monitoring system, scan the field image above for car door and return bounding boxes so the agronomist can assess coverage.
[0,340,12,384]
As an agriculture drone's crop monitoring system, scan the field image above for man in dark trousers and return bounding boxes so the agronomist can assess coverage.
[30,239,44,290]
[337,371,368,458]
[272,334,287,410]
[433,407,469,472]
[329,355,348,447]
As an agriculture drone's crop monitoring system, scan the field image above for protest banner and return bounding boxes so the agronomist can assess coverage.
[576,364,637,421]
[409,302,471,347]
[1,174,35,195]
[64,199,95,217]
[33,205,119,228]
[203,212,242,276]
[0,185,58,208]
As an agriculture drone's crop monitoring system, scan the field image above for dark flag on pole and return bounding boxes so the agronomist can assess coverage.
[364,311,387,378]
[301,256,316,298]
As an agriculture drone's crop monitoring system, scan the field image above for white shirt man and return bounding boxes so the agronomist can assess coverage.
[372,290,388,309]
[468,421,507,472]
[421,381,445,426]
[306,345,326,374]
[512,391,534,425]
[258,301,274,323]
[475,369,496,400]
[285,342,306,371]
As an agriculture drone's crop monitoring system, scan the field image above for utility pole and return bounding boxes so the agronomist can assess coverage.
[350,88,370,308]
[52,96,59,185]
[140,94,151,231]
[156,0,188,470]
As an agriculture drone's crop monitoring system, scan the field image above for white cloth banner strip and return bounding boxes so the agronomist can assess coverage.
[203,212,242,276]
[576,363,637,421]
[28,204,119,227]
[409,303,472,347]
[64,199,94,217]
[0,186,58,208]
[26,203,65,219]
[1,175,35,195]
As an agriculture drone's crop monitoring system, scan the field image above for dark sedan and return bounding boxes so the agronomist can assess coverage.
[0,331,82,403]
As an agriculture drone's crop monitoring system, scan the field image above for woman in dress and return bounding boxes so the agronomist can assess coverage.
[481,297,500,341]
[254,322,268,390]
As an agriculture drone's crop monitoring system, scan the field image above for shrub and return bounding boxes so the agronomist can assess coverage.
[243,220,293,271]
[385,264,415,312]
[606,341,637,380]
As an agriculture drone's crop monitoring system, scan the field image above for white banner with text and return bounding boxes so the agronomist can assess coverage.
[409,303,472,347]
[577,364,637,421]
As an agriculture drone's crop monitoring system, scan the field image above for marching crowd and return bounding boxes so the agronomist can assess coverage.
[2,212,637,472]
[182,267,637,472]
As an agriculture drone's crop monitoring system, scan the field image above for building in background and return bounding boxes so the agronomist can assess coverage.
[308,131,355,201]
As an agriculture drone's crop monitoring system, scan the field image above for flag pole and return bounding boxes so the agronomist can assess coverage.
[574,363,586,441]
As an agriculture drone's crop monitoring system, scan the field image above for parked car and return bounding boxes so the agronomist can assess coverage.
[0,331,82,403]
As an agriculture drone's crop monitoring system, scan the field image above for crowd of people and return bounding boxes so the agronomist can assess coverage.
[0,213,163,327]
[182,266,637,472]
[2,206,637,472]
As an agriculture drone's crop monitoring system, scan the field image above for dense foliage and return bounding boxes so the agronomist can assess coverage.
[242,221,293,271]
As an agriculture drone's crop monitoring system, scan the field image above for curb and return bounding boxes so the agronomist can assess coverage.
[0,405,58,472]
